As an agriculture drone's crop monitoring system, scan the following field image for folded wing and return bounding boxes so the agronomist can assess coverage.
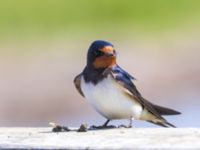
[109,66,181,127]
[74,73,85,97]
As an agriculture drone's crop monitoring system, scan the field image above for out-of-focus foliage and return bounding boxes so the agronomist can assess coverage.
[0,0,200,37]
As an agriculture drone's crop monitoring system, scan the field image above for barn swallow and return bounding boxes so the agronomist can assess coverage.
[74,40,181,128]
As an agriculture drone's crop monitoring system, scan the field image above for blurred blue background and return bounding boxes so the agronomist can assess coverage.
[0,0,199,127]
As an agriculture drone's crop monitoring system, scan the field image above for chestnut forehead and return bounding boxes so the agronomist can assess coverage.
[99,46,114,53]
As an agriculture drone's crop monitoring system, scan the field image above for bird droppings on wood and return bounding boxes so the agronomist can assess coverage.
[50,122,89,132]
[49,122,71,132]
[77,124,88,132]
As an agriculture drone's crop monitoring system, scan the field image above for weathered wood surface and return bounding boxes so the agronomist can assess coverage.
[0,128,199,149]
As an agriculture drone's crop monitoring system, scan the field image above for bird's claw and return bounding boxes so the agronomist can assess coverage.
[89,125,116,130]
[118,124,132,128]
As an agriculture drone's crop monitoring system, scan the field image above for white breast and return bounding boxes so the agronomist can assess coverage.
[81,75,143,120]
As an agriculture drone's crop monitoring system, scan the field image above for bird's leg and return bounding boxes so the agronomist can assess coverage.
[128,117,133,128]
[118,117,134,128]
[102,119,110,127]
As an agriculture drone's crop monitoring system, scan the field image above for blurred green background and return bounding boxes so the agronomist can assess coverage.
[0,0,199,127]
[1,0,200,40]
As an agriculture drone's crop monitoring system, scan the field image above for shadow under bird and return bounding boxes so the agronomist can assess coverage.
[74,40,181,128]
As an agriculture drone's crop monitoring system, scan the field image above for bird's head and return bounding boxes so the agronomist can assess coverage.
[87,40,117,69]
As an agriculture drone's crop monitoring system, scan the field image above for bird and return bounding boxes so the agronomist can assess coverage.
[74,40,181,128]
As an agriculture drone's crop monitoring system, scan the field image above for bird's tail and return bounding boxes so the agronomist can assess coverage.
[152,104,181,116]
[147,120,176,128]
[148,104,180,127]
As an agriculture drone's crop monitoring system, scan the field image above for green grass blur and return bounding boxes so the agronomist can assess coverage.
[0,0,200,39]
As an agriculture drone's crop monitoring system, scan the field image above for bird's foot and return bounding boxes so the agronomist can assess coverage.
[89,125,116,130]
[118,124,132,128]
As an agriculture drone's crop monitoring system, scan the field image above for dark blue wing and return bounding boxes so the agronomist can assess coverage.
[112,65,136,80]
[111,65,141,96]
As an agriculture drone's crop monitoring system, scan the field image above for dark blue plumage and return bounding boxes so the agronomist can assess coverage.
[112,65,137,89]
[112,65,136,80]
[89,40,113,51]
[111,65,142,97]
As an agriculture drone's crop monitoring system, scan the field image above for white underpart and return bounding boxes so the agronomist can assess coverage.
[81,75,143,120]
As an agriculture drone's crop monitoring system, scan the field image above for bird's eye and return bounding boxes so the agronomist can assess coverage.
[95,50,103,56]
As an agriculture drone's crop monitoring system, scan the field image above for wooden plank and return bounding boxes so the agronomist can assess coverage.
[0,128,199,149]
